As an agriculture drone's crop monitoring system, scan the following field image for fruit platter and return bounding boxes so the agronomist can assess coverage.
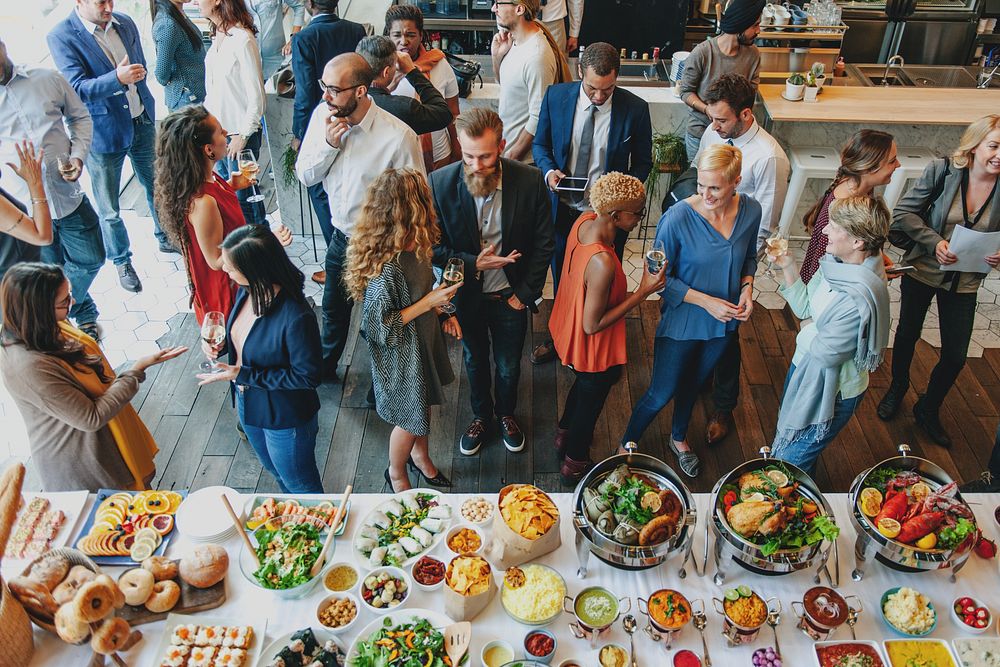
[73,489,185,564]
[352,489,452,569]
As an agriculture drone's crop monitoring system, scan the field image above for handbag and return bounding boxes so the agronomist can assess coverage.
[444,52,483,98]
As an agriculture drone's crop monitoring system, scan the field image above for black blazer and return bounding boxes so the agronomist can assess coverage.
[430,158,555,313]
[368,69,451,135]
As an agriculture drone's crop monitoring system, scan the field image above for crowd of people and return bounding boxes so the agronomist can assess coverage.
[2,0,1000,496]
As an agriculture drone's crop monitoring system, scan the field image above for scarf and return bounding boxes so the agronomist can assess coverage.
[532,21,572,83]
[413,47,446,75]
[58,321,157,490]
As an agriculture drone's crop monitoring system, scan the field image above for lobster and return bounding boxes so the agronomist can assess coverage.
[896,511,945,544]
[874,489,909,525]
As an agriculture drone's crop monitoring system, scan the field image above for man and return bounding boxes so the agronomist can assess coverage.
[291,0,365,282]
[530,41,652,364]
[678,0,763,161]
[539,0,584,53]
[0,38,105,340]
[491,0,568,163]
[296,53,423,382]
[697,73,790,445]
[430,108,554,456]
[48,0,174,294]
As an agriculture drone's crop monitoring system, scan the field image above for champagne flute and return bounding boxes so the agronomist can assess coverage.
[238,149,265,204]
[200,311,226,372]
[440,258,464,314]
[645,239,666,274]
[56,153,79,181]
[764,234,789,278]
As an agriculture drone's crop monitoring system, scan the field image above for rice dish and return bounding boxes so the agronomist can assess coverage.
[501,564,566,623]
[954,637,1000,667]
[883,587,935,635]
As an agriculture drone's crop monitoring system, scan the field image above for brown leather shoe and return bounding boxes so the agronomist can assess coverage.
[531,340,557,365]
[554,427,570,459]
[560,455,595,485]
[311,270,326,284]
[705,410,733,445]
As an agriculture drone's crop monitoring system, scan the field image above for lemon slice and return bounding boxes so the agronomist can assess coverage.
[878,517,901,539]
[910,482,931,502]
[129,540,154,562]
[135,527,162,547]
[915,533,937,550]
[859,487,883,518]
[164,491,184,513]
[744,492,766,503]
[641,491,662,512]
[766,470,790,487]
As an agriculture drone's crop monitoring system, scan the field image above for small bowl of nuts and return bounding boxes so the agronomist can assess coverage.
[316,592,360,634]
[461,496,494,527]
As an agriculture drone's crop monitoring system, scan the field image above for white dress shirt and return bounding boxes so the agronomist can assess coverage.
[540,0,584,38]
[0,66,93,219]
[77,11,143,118]
[392,58,459,163]
[697,119,790,250]
[474,177,511,293]
[565,85,612,210]
[295,101,424,237]
[204,27,266,138]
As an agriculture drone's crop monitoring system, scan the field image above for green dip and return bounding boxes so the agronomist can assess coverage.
[575,588,619,627]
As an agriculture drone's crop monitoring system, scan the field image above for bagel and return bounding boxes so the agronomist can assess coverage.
[144,580,180,613]
[27,552,69,590]
[54,603,90,644]
[95,574,126,609]
[118,568,155,606]
[90,617,131,655]
[9,576,58,618]
[72,579,116,623]
[53,565,96,605]
[142,555,179,582]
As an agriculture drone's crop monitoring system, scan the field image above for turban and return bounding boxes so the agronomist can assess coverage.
[720,0,766,34]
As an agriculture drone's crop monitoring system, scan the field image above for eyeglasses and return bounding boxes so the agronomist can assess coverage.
[318,80,363,96]
[492,1,520,6]
[55,293,73,310]
[615,207,647,219]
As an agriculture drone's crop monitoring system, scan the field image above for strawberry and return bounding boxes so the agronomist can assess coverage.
[974,533,997,559]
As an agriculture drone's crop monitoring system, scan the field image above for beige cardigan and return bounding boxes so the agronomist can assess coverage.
[1,343,147,492]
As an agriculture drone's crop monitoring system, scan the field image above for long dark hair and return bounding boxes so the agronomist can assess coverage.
[0,263,110,382]
[220,225,306,316]
[150,0,203,51]
[209,0,259,37]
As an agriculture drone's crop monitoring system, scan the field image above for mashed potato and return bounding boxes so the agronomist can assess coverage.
[883,587,935,635]
[501,564,565,622]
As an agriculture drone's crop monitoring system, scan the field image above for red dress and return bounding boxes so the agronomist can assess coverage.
[185,177,244,324]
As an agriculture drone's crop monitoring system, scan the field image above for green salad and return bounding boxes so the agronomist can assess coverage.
[351,617,468,667]
[252,521,323,589]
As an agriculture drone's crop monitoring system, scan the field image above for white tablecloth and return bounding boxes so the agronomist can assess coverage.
[14,492,1000,667]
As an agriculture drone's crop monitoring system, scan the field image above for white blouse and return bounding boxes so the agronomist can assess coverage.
[204,26,266,138]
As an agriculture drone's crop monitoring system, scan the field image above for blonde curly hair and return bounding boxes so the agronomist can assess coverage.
[343,168,440,301]
[589,171,646,214]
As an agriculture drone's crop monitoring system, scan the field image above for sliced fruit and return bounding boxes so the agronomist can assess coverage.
[91,519,117,534]
[737,585,752,598]
[744,492,766,503]
[859,487,883,518]
[878,517,901,539]
[143,491,171,514]
[129,540,154,562]
[164,491,183,513]
[641,491,663,512]
[766,470,789,487]
[246,518,263,530]
[910,482,931,502]
[135,527,162,547]
[915,533,938,550]
[151,514,174,536]
[724,589,740,602]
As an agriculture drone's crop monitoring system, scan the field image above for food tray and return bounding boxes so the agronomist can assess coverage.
[151,612,266,667]
[243,494,350,536]
[352,489,452,570]
[883,638,960,667]
[2,491,88,566]
[256,627,343,667]
[72,488,186,565]
[813,640,887,667]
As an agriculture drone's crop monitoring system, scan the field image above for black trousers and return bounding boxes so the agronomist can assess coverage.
[559,365,623,460]
[711,332,741,412]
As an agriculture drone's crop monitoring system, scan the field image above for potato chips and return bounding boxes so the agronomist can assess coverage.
[446,555,492,597]
[499,485,559,540]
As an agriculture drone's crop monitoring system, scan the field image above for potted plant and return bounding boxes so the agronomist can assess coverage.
[810,61,827,88]
[785,72,806,100]
[804,71,820,102]
[645,131,688,205]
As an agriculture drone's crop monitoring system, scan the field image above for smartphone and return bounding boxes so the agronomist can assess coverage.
[555,176,589,192]
[887,265,916,273]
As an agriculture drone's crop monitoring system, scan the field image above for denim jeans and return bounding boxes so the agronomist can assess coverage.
[890,275,978,410]
[455,294,529,419]
[712,333,742,412]
[684,131,702,162]
[41,197,104,325]
[623,334,732,444]
[87,111,167,265]
[320,229,353,374]
[307,182,334,245]
[236,392,323,493]
[771,363,865,476]
[216,130,266,227]
[560,365,623,460]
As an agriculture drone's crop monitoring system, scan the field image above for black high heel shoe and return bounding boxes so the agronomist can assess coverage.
[384,467,411,492]
[407,457,452,487]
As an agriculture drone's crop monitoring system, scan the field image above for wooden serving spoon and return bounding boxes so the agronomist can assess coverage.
[310,485,353,578]
[220,493,259,569]
[443,622,472,667]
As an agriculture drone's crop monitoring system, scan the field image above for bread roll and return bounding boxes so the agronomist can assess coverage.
[178,544,228,589]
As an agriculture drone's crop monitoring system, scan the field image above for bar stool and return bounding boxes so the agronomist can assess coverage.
[882,147,936,210]
[778,146,840,239]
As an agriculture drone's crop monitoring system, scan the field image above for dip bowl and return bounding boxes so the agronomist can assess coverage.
[564,587,631,648]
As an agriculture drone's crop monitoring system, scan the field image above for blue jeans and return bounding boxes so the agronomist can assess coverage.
[87,112,167,265]
[455,294,528,419]
[236,392,323,493]
[771,363,865,475]
[320,229,353,374]
[623,334,732,443]
[685,131,701,162]
[216,130,266,227]
[41,197,104,325]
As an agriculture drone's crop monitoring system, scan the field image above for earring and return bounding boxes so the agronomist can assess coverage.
[208,152,216,160]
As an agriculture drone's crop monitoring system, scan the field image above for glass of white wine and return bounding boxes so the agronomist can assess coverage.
[238,149,265,204]
[646,239,666,274]
[200,311,226,373]
[56,153,79,181]
[440,258,464,314]
[764,234,789,278]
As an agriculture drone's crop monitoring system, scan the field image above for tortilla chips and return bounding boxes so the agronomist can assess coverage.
[499,484,559,541]
[446,555,492,597]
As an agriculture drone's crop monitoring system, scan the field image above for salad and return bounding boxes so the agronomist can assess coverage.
[355,492,452,568]
[252,521,323,589]
[351,617,467,667]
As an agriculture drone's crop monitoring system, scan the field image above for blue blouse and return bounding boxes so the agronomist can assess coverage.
[656,195,762,341]
[152,8,207,111]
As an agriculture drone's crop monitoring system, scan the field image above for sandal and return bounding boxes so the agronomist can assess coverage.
[669,439,700,477]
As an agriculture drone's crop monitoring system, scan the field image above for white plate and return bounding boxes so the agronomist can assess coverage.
[952,636,1000,666]
[256,626,343,667]
[176,486,243,541]
[347,608,460,666]
[1,491,88,569]
[151,612,266,667]
[812,640,887,667]
[352,488,452,570]
[781,91,804,101]
[883,638,960,667]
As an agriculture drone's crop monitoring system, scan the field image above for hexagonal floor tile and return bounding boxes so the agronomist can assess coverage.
[135,321,170,341]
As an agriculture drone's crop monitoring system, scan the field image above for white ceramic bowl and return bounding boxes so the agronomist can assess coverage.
[952,596,993,634]
[444,523,485,556]
[410,555,446,592]
[359,566,412,614]
[459,496,495,527]
[316,592,361,635]
[322,561,360,593]
[481,640,516,667]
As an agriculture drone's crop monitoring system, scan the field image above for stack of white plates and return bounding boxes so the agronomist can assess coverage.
[670,51,691,83]
[175,485,243,543]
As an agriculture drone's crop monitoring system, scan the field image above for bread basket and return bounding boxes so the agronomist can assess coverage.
[20,547,102,641]
[0,463,36,663]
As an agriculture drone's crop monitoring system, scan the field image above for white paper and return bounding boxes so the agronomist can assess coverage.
[941,224,1000,273]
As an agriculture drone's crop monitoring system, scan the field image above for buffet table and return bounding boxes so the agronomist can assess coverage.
[11,492,1000,666]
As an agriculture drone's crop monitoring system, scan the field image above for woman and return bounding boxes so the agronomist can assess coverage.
[344,169,462,493]
[620,144,760,477]
[246,0,304,80]
[0,263,186,492]
[799,129,900,283]
[198,225,324,493]
[151,0,207,111]
[385,4,460,170]
[550,172,665,483]
[878,114,1000,448]
[770,196,891,474]
[198,0,267,226]
[1,141,53,283]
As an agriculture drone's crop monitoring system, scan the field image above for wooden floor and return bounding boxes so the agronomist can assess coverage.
[76,300,1000,495]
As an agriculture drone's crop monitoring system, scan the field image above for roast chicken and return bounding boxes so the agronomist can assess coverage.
[726,500,788,537]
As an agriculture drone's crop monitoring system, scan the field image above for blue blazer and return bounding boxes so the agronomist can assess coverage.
[532,82,653,222]
[222,288,322,429]
[47,11,157,155]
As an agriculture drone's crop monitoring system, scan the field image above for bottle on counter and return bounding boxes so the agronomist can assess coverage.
[631,50,638,59]
[834,56,846,77]
[620,47,627,59]
[653,47,661,60]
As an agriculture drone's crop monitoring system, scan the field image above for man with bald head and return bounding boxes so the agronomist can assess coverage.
[297,52,424,381]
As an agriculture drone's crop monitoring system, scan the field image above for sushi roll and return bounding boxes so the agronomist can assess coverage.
[400,493,421,511]
[308,649,341,667]
[268,647,299,667]
[369,511,391,529]
[368,546,388,567]
[171,624,199,645]
[290,628,319,656]
[379,499,404,517]
[354,536,377,554]
[419,517,443,533]
[410,526,433,547]
[427,505,452,519]
[399,536,422,555]
[359,525,380,541]
[386,543,406,564]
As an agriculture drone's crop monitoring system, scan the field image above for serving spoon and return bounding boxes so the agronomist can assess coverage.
[693,609,711,667]
[623,614,638,667]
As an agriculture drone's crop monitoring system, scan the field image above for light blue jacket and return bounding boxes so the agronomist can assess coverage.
[246,0,305,79]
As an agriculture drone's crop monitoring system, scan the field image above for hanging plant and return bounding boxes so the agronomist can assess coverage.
[280,144,299,188]
[645,131,689,206]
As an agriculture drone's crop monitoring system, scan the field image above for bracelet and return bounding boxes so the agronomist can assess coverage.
[438,312,455,323]
[31,198,48,204]
[741,281,753,291]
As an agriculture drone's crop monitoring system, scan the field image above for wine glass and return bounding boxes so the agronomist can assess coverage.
[764,234,789,278]
[199,311,226,372]
[440,258,464,314]
[56,153,79,181]
[238,149,265,204]
[645,239,666,274]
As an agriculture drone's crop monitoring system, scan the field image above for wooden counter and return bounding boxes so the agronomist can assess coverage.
[759,83,1000,125]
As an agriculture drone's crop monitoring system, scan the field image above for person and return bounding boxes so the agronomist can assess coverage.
[385,4,462,170]
[345,168,461,492]
[878,115,1000,448]
[290,0,365,271]
[491,0,571,163]
[296,53,423,382]
[538,0,583,53]
[531,41,653,364]
[678,0,763,161]
[0,41,103,339]
[620,144,760,477]
[151,0,207,111]
[550,173,665,482]
[769,197,891,475]
[245,0,304,80]
[197,225,324,494]
[47,0,175,292]
[961,421,1000,492]
[0,263,187,492]
[800,130,899,283]
[429,108,554,456]
[199,0,267,228]
[0,142,53,282]
[696,72,790,445]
